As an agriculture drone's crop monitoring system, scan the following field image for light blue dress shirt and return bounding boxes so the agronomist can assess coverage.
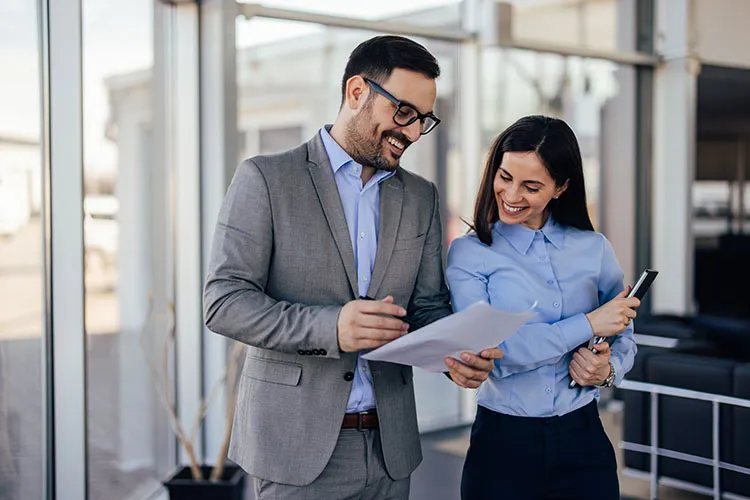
[446,218,637,418]
[320,127,396,412]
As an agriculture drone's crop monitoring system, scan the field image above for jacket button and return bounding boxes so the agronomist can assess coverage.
[312,349,320,356]
[297,350,306,356]
[344,371,354,382]
[305,350,313,356]
[319,349,327,356]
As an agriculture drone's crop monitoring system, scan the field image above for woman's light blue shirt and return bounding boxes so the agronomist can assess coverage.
[446,218,637,418]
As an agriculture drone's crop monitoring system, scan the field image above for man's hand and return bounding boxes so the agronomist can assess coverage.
[337,296,409,352]
[444,348,504,389]
[569,340,612,387]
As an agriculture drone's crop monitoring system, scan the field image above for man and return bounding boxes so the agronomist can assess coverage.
[204,35,502,499]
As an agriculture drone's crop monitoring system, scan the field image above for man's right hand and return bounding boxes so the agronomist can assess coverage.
[337,296,409,352]
[585,286,640,337]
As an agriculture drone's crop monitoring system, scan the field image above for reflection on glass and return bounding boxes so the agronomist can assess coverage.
[83,0,171,498]
[0,0,44,498]
[507,0,620,52]
[235,17,465,430]
[237,0,460,21]
[473,48,621,233]
[235,1,462,48]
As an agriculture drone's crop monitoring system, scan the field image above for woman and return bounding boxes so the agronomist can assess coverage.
[446,115,639,500]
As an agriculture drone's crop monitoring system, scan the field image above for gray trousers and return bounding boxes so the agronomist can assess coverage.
[253,429,410,500]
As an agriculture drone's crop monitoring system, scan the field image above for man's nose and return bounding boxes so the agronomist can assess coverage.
[402,120,422,143]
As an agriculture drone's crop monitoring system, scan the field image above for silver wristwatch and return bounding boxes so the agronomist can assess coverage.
[598,362,615,388]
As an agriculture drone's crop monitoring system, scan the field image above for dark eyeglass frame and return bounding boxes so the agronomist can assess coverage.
[363,78,441,135]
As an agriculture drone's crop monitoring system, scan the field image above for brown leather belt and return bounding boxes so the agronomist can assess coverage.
[341,410,379,430]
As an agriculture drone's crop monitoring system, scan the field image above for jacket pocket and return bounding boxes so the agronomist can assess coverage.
[393,233,426,252]
[243,356,302,386]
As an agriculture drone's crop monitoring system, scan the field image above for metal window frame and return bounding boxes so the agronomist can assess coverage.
[40,0,88,498]
[237,3,661,67]
[618,379,750,500]
[635,0,655,314]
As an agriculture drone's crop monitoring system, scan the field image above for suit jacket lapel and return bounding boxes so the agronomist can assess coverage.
[368,173,403,299]
[307,134,359,297]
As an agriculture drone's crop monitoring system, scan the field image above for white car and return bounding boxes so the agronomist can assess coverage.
[84,195,119,273]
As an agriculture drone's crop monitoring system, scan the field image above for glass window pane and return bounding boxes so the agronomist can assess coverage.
[238,0,461,21]
[507,0,623,52]
[0,0,44,498]
[472,47,623,233]
[236,20,465,430]
[236,1,462,48]
[83,1,172,498]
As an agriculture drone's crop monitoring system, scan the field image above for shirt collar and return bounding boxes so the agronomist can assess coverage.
[319,126,395,183]
[493,216,564,254]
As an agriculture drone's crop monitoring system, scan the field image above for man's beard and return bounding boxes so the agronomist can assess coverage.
[345,104,411,172]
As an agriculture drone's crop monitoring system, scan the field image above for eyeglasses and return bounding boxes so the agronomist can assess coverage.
[363,78,441,135]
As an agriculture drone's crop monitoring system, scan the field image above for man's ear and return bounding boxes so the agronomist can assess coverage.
[344,75,368,111]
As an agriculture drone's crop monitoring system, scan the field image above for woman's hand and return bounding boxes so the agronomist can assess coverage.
[569,341,612,387]
[585,287,640,337]
[445,348,504,389]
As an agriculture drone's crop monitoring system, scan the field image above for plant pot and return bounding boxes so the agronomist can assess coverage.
[163,464,246,500]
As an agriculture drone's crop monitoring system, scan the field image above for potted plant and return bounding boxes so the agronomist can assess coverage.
[140,299,246,500]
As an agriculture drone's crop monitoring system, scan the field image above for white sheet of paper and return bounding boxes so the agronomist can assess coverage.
[362,302,535,372]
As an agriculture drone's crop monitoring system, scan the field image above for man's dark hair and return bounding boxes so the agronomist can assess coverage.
[340,35,440,104]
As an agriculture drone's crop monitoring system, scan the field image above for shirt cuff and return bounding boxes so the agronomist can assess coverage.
[610,355,624,386]
[556,313,595,352]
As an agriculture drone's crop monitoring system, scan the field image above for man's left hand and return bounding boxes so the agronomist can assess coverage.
[569,340,612,387]
[444,348,504,389]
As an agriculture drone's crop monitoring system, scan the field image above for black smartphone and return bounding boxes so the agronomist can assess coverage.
[627,268,659,300]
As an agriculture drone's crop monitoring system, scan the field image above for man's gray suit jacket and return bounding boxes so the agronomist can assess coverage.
[203,131,452,486]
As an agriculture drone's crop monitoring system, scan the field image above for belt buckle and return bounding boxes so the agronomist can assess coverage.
[357,410,372,431]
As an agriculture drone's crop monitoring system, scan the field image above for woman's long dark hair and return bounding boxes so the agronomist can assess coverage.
[471,115,594,245]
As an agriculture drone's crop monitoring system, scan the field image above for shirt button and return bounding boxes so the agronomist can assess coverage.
[361,276,368,282]
[553,302,560,308]
[545,387,552,394]
[539,255,546,261]
[360,232,365,239]
[547,280,554,285]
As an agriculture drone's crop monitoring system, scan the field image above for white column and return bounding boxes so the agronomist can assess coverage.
[600,0,637,284]
[459,0,482,221]
[458,0,484,424]
[116,104,155,471]
[151,1,177,477]
[651,0,699,314]
[200,0,238,465]
[43,0,87,497]
[173,3,204,466]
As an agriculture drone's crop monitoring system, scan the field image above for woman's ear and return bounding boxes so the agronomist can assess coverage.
[554,179,570,199]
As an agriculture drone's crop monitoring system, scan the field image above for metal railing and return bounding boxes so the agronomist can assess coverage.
[618,379,750,500]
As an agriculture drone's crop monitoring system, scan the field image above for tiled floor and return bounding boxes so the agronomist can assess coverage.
[239,406,709,500]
